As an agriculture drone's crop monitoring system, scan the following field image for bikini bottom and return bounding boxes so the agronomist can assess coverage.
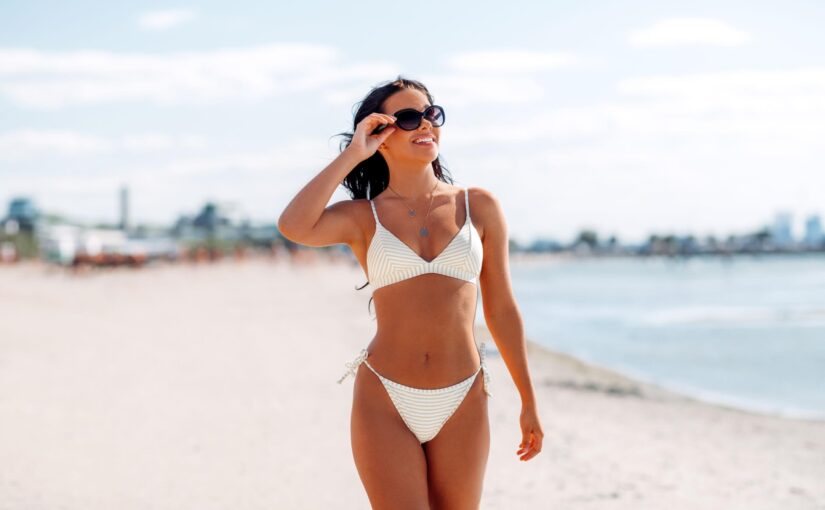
[338,342,493,444]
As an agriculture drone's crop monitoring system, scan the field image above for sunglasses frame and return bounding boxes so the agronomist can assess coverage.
[371,105,446,135]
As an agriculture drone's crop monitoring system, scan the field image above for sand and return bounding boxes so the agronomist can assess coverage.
[0,257,823,509]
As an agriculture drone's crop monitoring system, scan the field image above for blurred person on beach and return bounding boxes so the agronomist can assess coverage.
[278,76,542,509]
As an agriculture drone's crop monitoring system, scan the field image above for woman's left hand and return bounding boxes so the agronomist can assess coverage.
[517,403,544,461]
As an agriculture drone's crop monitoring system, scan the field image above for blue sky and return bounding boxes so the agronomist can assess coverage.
[1,0,823,244]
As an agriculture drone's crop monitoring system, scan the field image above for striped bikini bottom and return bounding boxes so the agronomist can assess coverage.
[338,341,493,444]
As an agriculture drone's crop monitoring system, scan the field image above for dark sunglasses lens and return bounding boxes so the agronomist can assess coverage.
[395,110,422,130]
[425,106,445,127]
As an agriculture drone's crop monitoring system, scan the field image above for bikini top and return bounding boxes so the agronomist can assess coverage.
[367,186,483,291]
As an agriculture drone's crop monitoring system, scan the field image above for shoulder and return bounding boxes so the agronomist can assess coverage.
[467,186,503,218]
[347,198,375,226]
[466,186,506,239]
[329,197,371,216]
[328,197,374,238]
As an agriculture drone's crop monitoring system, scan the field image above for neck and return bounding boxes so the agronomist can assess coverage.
[386,163,440,199]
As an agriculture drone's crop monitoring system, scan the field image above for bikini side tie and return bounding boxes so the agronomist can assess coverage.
[480,340,493,397]
[337,348,369,384]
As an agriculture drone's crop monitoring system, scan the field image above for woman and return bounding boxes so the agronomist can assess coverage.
[277,76,543,509]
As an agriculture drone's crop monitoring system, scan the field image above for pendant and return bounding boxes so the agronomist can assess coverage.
[420,226,429,237]
[408,209,416,217]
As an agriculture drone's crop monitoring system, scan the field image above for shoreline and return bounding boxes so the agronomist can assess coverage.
[4,257,822,424]
[515,332,825,424]
[5,256,822,424]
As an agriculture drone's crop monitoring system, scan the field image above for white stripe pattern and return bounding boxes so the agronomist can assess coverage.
[366,186,483,291]
[338,341,493,443]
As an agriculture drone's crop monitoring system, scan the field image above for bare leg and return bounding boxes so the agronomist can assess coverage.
[351,363,431,510]
[423,372,490,510]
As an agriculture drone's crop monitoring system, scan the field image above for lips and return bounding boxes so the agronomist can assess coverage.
[411,135,436,145]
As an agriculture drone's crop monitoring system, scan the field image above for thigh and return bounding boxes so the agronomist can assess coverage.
[423,372,490,510]
[351,363,430,510]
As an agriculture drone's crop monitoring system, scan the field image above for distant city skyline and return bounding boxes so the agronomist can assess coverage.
[5,193,823,250]
[1,1,824,245]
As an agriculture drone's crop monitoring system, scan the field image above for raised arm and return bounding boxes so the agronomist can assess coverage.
[277,112,397,247]
[277,149,364,247]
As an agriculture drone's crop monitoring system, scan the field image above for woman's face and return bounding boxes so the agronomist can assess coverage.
[378,87,440,165]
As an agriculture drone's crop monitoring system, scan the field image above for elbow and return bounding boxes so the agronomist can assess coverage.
[276,214,289,238]
[277,213,298,242]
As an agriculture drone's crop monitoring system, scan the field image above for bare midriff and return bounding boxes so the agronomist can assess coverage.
[363,275,482,389]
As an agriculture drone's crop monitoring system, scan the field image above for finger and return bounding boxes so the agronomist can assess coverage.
[362,118,397,139]
[519,440,542,461]
[519,446,535,461]
[364,113,396,128]
[377,126,396,142]
[517,433,539,456]
[519,434,531,448]
[521,450,538,461]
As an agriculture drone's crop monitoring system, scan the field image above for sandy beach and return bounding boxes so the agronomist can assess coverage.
[1,257,823,509]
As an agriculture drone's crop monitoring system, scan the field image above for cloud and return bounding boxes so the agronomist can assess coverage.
[443,67,825,227]
[628,18,751,47]
[444,49,582,73]
[443,105,610,148]
[418,74,546,107]
[0,130,107,155]
[137,9,196,31]
[438,67,825,148]
[614,68,825,143]
[321,72,548,108]
[617,68,825,109]
[0,44,398,109]
[0,130,207,159]
[0,45,590,111]
[0,137,338,224]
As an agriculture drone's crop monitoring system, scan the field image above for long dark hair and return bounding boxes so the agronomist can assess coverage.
[331,75,455,318]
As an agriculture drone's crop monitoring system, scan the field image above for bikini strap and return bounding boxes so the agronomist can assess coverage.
[464,187,470,222]
[465,186,473,252]
[369,199,380,226]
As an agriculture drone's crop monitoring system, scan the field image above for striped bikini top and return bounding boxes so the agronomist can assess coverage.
[367,186,483,291]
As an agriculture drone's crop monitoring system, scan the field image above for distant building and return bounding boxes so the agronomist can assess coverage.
[120,185,130,232]
[771,211,794,247]
[193,202,232,230]
[2,197,40,233]
[804,214,823,246]
[174,201,250,241]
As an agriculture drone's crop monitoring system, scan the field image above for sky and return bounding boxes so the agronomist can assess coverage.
[1,0,823,245]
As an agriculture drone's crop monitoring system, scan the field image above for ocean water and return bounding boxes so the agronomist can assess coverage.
[491,254,825,421]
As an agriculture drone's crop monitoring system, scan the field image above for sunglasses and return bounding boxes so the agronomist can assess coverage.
[371,105,446,135]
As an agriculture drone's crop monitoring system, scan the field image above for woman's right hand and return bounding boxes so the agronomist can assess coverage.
[346,113,397,161]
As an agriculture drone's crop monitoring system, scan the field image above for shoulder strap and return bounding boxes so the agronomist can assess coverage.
[464,187,470,221]
[369,199,380,225]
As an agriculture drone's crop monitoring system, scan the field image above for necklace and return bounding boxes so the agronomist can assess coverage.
[386,179,440,237]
